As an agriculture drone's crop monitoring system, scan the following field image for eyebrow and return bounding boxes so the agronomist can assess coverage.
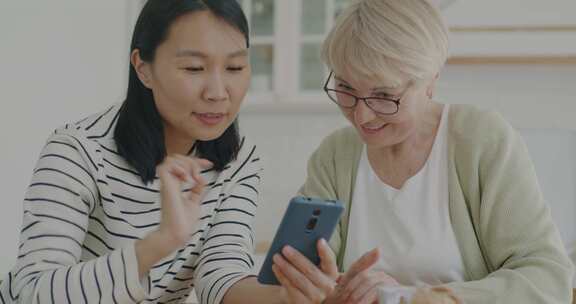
[334,75,397,91]
[175,49,249,58]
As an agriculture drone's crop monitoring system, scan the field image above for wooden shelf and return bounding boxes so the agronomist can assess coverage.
[447,56,576,65]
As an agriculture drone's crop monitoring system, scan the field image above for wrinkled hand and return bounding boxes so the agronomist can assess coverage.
[272,239,340,304]
[157,155,213,248]
[336,248,399,304]
[411,287,462,304]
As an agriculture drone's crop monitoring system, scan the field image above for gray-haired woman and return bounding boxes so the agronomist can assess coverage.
[271,0,574,303]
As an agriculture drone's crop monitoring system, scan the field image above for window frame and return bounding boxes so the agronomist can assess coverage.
[243,0,337,108]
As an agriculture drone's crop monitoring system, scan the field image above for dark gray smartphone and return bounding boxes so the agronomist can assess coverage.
[257,196,344,285]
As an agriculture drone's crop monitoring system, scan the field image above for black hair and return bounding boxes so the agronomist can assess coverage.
[114,0,249,184]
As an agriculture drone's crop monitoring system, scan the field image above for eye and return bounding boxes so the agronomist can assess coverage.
[374,92,396,99]
[337,83,354,91]
[184,67,204,72]
[227,66,246,72]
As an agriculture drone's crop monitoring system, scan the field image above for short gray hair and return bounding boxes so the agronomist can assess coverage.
[322,0,449,86]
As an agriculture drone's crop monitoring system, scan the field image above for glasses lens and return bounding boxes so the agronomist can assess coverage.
[366,98,399,114]
[327,90,356,108]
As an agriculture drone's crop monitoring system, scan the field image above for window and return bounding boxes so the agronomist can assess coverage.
[241,0,348,105]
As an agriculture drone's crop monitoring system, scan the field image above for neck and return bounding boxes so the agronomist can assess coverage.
[376,103,441,157]
[366,102,444,186]
[164,126,195,156]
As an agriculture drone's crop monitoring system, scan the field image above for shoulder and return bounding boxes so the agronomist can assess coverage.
[219,135,262,182]
[55,103,122,144]
[42,104,123,170]
[236,135,259,163]
[313,126,362,160]
[447,104,529,183]
[448,104,517,147]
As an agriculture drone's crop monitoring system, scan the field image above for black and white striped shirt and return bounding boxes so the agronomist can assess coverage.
[0,104,262,304]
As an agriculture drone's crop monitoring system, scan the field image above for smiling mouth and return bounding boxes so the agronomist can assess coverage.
[193,112,227,125]
[361,123,388,134]
[194,112,226,117]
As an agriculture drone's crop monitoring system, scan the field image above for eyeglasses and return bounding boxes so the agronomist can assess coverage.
[323,71,406,115]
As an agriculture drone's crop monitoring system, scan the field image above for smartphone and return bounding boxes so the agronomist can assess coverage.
[257,196,344,285]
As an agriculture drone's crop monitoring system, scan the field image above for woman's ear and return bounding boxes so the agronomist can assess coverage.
[131,49,153,89]
[426,73,440,99]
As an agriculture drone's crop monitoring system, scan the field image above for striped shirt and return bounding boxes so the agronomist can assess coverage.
[0,104,262,304]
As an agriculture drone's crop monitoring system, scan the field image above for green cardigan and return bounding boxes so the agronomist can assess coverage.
[298,104,574,303]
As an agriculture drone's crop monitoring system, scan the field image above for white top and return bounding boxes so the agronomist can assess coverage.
[0,104,262,304]
[343,105,465,286]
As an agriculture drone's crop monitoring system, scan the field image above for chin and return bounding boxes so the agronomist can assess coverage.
[192,132,224,142]
[359,131,405,149]
[364,138,397,149]
[189,127,229,142]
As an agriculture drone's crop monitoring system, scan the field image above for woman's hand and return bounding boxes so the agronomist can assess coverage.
[156,155,212,247]
[136,155,213,278]
[337,248,399,304]
[272,239,340,304]
[411,287,462,304]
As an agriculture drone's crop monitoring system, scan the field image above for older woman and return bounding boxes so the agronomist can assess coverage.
[271,0,574,303]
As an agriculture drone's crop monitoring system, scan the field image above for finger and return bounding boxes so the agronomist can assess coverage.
[340,269,372,301]
[272,264,292,287]
[196,158,214,169]
[173,155,203,181]
[174,155,212,180]
[159,158,193,189]
[340,248,380,286]
[281,245,335,293]
[181,177,206,204]
[165,165,194,191]
[158,161,188,203]
[318,239,338,279]
[273,254,314,294]
[172,155,207,198]
[273,265,308,303]
[356,287,379,304]
[347,270,397,299]
[186,173,207,200]
[167,163,191,183]
[159,158,186,180]
[273,254,324,301]
[347,272,384,302]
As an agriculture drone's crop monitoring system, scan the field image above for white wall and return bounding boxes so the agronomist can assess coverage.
[1,1,575,280]
[0,0,129,275]
[443,0,576,56]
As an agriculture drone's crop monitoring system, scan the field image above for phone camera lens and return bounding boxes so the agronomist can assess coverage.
[306,218,318,230]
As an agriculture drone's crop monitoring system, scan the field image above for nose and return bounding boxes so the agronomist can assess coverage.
[354,99,377,125]
[203,72,228,102]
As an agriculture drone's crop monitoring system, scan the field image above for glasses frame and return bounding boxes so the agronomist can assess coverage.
[323,71,404,115]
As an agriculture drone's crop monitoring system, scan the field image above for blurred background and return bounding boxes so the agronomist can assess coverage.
[0,0,575,285]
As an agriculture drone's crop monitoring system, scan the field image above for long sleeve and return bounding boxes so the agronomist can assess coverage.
[297,127,362,269]
[444,110,574,303]
[0,131,146,304]
[194,142,262,304]
[298,136,338,201]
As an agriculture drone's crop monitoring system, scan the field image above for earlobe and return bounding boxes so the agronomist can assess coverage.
[426,73,440,99]
[426,87,434,99]
[131,49,153,89]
